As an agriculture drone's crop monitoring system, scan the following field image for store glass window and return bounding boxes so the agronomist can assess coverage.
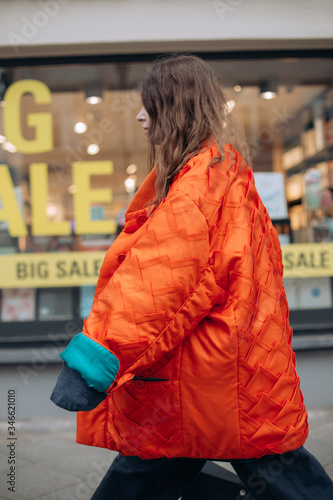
[0,54,332,343]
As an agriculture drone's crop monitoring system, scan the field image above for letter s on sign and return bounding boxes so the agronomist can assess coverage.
[3,79,53,154]
[283,252,294,270]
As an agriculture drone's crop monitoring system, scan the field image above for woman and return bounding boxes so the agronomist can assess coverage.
[51,54,333,499]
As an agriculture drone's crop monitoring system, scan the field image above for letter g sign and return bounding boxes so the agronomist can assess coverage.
[3,79,53,154]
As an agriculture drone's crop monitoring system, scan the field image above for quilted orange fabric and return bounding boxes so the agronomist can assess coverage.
[76,143,308,459]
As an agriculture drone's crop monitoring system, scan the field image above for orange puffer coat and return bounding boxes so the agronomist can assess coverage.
[70,144,308,460]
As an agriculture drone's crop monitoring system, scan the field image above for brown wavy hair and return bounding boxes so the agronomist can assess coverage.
[140,53,250,206]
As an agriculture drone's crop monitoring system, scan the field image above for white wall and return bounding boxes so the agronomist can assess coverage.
[0,0,332,58]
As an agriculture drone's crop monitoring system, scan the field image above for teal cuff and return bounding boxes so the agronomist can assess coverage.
[60,333,120,393]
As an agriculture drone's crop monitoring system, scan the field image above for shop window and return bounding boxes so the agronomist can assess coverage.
[79,285,95,318]
[0,55,333,340]
[284,277,333,311]
[0,288,36,322]
[38,288,73,321]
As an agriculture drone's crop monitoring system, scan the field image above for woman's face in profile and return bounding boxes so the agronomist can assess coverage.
[136,106,162,145]
[136,107,150,137]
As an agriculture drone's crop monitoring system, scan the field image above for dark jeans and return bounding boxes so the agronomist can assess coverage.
[91,446,333,500]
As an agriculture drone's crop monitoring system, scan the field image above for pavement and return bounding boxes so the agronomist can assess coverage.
[0,409,332,500]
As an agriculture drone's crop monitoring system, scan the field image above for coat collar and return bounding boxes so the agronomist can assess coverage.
[123,167,157,233]
[122,142,231,233]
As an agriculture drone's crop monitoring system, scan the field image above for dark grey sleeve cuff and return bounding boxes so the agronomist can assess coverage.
[50,361,106,412]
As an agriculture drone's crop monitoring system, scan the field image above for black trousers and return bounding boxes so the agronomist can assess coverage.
[91,446,333,500]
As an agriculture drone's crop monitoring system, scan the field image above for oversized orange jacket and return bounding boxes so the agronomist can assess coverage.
[61,143,308,460]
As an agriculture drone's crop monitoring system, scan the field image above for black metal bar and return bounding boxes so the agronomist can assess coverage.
[0,49,332,68]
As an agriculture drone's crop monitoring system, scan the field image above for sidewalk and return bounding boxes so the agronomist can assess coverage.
[0,409,333,500]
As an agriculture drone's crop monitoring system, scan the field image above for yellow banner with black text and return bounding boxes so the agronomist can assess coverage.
[282,243,332,279]
[0,243,333,288]
[0,252,105,288]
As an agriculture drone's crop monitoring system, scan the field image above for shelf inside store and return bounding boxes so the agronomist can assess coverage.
[285,144,333,177]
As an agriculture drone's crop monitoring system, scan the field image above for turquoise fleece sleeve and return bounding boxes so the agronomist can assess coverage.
[60,333,120,393]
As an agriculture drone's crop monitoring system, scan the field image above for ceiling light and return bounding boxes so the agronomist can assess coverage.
[226,100,236,113]
[85,85,104,105]
[124,177,136,193]
[261,91,277,100]
[259,81,278,100]
[234,85,242,92]
[47,205,57,217]
[87,144,100,155]
[86,96,102,105]
[74,121,87,134]
[126,164,137,175]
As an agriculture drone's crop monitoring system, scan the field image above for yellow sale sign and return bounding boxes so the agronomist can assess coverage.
[282,243,333,278]
[0,252,105,288]
[1,244,333,288]
[0,79,116,237]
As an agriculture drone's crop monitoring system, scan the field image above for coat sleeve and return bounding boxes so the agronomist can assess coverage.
[60,188,220,393]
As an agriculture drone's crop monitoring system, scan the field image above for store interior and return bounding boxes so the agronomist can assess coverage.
[0,55,333,339]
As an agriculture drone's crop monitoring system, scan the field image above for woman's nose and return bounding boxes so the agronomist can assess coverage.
[136,107,145,122]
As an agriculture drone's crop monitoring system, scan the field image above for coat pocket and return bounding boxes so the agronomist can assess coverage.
[111,376,182,452]
[133,376,171,382]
